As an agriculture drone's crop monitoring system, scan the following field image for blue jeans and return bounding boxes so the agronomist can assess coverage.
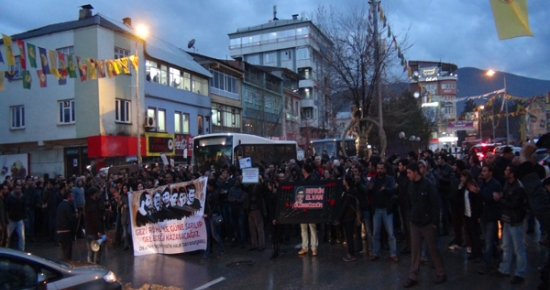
[499,223,527,277]
[7,220,25,251]
[372,209,397,257]
[361,210,373,255]
[482,220,498,267]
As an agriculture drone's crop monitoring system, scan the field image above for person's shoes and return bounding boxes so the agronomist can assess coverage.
[448,244,462,251]
[403,279,418,288]
[342,254,356,262]
[298,248,308,255]
[466,247,472,254]
[510,276,524,284]
[312,250,318,256]
[248,247,258,251]
[401,248,411,254]
[433,274,447,284]
[356,249,364,254]
[478,267,491,275]
[492,270,510,278]
[369,255,379,261]
[391,256,399,263]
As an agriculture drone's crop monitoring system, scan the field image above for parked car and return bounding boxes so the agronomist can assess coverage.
[493,145,521,156]
[472,143,498,161]
[0,248,122,289]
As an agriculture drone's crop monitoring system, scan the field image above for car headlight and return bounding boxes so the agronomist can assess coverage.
[103,271,117,283]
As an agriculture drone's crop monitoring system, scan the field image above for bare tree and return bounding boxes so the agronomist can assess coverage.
[314,3,410,157]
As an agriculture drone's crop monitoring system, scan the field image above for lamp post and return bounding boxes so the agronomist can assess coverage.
[487,69,509,143]
[135,24,148,167]
[479,105,484,143]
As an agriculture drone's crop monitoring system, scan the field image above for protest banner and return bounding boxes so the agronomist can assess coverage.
[275,180,344,224]
[129,177,208,256]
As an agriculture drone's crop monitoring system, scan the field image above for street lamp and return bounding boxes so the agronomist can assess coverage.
[486,69,509,143]
[135,24,148,167]
[479,105,484,142]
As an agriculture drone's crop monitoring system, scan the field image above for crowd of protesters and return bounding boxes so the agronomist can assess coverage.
[1,136,550,289]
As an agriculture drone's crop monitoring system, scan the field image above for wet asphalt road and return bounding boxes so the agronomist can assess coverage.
[24,228,547,290]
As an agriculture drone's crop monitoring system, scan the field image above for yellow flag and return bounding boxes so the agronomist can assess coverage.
[48,50,61,79]
[489,0,533,40]
[2,34,16,66]
[86,58,97,80]
[0,72,5,91]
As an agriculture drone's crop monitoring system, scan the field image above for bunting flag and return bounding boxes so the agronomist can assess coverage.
[129,55,138,71]
[119,57,130,74]
[48,50,60,78]
[86,58,97,80]
[58,52,68,77]
[96,60,106,78]
[26,42,36,68]
[38,47,50,75]
[489,0,533,40]
[5,70,17,81]
[387,26,391,38]
[392,36,398,50]
[58,74,67,86]
[67,54,77,78]
[0,72,4,91]
[112,59,121,75]
[22,70,31,89]
[15,39,26,70]
[79,64,87,82]
[2,34,16,66]
[36,69,47,87]
[0,49,3,63]
[106,60,115,78]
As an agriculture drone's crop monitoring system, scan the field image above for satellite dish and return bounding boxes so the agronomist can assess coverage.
[187,39,195,49]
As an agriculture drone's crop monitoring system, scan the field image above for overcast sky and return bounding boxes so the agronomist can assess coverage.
[1,0,548,80]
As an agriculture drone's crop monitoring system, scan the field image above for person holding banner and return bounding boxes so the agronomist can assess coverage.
[202,179,225,260]
[298,164,319,256]
[135,191,155,227]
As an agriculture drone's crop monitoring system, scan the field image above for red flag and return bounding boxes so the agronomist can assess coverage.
[80,64,87,82]
[58,52,68,77]
[15,39,26,70]
[36,69,47,87]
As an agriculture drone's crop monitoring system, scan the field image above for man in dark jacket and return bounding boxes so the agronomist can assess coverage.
[435,154,453,236]
[493,165,527,284]
[396,159,410,254]
[248,180,266,251]
[369,162,397,262]
[85,187,105,264]
[55,182,76,260]
[403,162,446,288]
[6,183,26,251]
[477,165,503,275]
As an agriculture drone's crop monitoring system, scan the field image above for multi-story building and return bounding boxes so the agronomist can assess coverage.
[228,11,332,146]
[408,61,459,150]
[0,6,211,177]
[190,53,243,134]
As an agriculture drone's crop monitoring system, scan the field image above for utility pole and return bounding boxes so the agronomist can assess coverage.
[371,0,384,159]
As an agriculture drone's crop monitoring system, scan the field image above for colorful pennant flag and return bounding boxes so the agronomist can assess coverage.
[96,60,106,78]
[80,64,87,82]
[38,47,50,75]
[0,72,4,91]
[112,59,121,75]
[2,34,16,66]
[58,52,68,77]
[15,39,26,70]
[489,0,533,40]
[58,74,67,86]
[86,58,97,80]
[129,55,138,71]
[26,43,36,68]
[5,70,17,81]
[67,54,77,78]
[36,69,47,87]
[48,50,60,78]
[106,60,114,78]
[119,57,130,74]
[22,70,31,89]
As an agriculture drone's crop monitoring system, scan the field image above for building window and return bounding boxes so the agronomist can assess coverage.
[58,100,75,124]
[160,64,168,85]
[146,60,160,83]
[11,55,22,79]
[297,47,310,60]
[191,75,208,96]
[302,108,313,119]
[197,115,204,135]
[210,70,238,98]
[442,83,455,89]
[247,54,260,65]
[265,52,275,64]
[114,47,130,59]
[282,50,292,61]
[56,46,74,55]
[115,99,131,123]
[157,109,166,132]
[10,105,25,129]
[169,67,182,88]
[174,112,189,134]
[175,112,182,133]
[182,72,191,91]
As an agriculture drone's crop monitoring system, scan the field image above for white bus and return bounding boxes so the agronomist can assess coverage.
[192,133,298,170]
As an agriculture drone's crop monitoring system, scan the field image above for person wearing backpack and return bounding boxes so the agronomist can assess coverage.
[336,174,361,262]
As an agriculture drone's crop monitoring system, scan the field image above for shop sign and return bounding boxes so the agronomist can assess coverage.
[146,133,175,156]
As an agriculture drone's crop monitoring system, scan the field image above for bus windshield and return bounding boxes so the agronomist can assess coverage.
[193,136,233,169]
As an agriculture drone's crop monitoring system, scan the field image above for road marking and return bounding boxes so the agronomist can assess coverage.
[192,277,226,290]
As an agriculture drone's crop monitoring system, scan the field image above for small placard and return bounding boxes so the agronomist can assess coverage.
[239,157,252,169]
[241,167,259,184]
[160,153,169,166]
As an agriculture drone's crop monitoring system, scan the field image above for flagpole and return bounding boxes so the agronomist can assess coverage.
[504,75,510,144]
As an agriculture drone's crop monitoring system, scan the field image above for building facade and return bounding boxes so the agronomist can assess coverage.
[409,61,459,150]
[228,13,332,145]
[0,7,211,177]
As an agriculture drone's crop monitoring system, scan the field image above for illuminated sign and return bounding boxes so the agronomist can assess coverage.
[146,132,175,156]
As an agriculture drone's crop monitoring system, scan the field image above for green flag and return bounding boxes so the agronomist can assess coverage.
[22,70,31,89]
[67,54,77,78]
[26,43,37,68]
